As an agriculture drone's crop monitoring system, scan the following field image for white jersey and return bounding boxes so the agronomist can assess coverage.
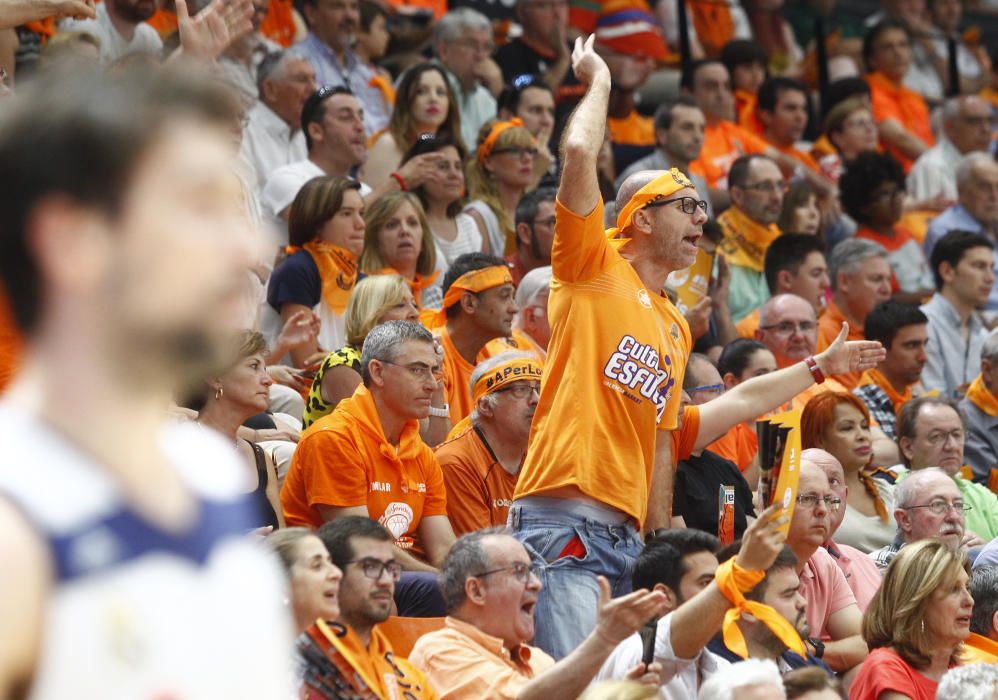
[0,408,293,700]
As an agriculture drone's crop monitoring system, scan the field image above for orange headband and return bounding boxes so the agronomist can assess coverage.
[606,168,697,242]
[477,118,529,165]
[432,265,513,326]
[472,357,543,403]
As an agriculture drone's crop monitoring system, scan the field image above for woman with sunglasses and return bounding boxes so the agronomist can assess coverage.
[498,74,557,188]
[465,118,538,256]
[364,62,464,189]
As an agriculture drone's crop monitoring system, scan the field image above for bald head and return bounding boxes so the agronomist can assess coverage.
[758,293,817,327]
[616,170,666,216]
[755,294,817,368]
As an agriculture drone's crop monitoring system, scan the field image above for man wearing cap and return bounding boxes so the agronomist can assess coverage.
[435,351,542,536]
[435,253,519,426]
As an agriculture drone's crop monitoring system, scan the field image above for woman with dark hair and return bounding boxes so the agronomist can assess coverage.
[840,151,933,298]
[264,176,365,368]
[402,132,482,268]
[777,180,822,237]
[364,62,463,188]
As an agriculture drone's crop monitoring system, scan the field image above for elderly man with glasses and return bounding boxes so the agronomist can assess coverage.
[409,528,668,699]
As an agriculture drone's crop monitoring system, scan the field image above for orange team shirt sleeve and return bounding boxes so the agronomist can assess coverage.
[551,196,616,283]
[673,406,701,461]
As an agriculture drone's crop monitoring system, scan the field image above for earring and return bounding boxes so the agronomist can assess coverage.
[921,619,925,634]
[215,386,223,401]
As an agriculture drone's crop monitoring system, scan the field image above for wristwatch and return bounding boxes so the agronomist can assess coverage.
[804,356,826,384]
[806,637,825,659]
[428,405,449,418]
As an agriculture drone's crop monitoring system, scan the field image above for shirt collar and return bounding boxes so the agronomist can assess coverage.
[257,101,297,137]
[444,617,534,665]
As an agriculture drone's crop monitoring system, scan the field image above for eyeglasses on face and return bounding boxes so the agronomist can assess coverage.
[687,382,724,396]
[759,320,816,335]
[645,196,708,216]
[496,383,541,399]
[796,493,842,512]
[474,561,542,583]
[904,499,971,515]
[380,360,443,382]
[346,557,403,581]
[740,180,786,194]
[924,429,964,446]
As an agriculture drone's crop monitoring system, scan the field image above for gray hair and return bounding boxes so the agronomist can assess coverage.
[937,664,998,700]
[698,659,784,700]
[360,320,434,385]
[956,151,997,190]
[438,526,509,614]
[468,350,536,424]
[828,237,888,291]
[515,266,552,309]
[941,95,964,126]
[433,7,491,49]
[970,565,998,635]
[894,467,949,509]
[256,49,308,97]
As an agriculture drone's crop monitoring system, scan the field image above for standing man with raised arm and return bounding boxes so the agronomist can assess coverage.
[508,35,708,660]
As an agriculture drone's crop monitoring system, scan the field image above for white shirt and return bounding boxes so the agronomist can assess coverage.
[596,612,730,699]
[240,102,307,194]
[63,3,162,64]
[907,137,963,201]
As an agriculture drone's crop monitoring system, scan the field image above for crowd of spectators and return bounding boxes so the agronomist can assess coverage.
[2,0,998,696]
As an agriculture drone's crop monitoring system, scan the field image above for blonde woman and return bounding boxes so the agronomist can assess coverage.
[359,191,443,310]
[266,527,342,634]
[464,118,537,257]
[850,539,973,700]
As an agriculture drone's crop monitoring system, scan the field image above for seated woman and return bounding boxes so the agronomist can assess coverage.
[364,62,463,189]
[801,391,898,553]
[850,539,971,699]
[840,151,933,300]
[402,133,482,268]
[777,180,822,237]
[464,118,537,257]
[196,330,285,530]
[267,527,342,634]
[359,191,443,309]
[264,177,366,368]
[818,97,880,183]
[864,20,934,174]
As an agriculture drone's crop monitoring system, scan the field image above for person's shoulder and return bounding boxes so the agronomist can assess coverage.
[273,249,319,278]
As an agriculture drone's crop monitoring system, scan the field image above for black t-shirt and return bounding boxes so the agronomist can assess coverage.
[266,249,320,312]
[674,449,755,540]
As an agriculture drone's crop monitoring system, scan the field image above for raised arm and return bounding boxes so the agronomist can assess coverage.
[557,35,611,217]
[694,323,885,450]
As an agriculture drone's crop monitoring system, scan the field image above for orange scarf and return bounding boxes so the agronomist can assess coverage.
[717,206,781,272]
[368,73,396,108]
[375,267,440,309]
[716,558,807,658]
[967,374,998,417]
[857,368,912,415]
[291,241,358,314]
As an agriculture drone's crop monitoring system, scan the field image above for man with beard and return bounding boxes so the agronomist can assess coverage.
[65,0,162,63]
[0,65,290,697]
[435,352,542,536]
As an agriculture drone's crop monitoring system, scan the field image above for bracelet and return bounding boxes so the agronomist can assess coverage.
[805,355,825,384]
[389,172,408,191]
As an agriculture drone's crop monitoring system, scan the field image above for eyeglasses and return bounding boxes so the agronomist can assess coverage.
[645,196,708,216]
[455,38,495,53]
[346,557,403,581]
[904,499,971,515]
[492,146,538,159]
[496,383,541,399]
[924,429,964,446]
[474,561,542,583]
[796,493,842,512]
[740,180,787,194]
[530,216,557,228]
[380,360,443,382]
[759,320,816,335]
[687,382,724,396]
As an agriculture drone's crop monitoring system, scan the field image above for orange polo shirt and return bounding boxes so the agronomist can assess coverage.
[514,198,692,527]
[439,326,477,426]
[692,119,771,189]
[435,425,518,536]
[817,300,866,390]
[866,71,934,173]
[280,384,447,559]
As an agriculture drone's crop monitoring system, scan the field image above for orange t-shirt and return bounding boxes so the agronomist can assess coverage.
[607,110,655,147]
[280,385,447,559]
[434,425,517,536]
[708,422,759,473]
[692,120,771,189]
[817,301,865,390]
[866,71,934,173]
[439,327,476,426]
[259,0,297,47]
[672,405,702,461]
[737,91,764,136]
[513,198,692,527]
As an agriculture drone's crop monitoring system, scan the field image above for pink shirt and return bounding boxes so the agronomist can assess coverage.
[849,647,942,700]
[826,542,882,613]
[799,547,859,640]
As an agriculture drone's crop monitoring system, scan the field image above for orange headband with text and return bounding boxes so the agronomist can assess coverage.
[477,118,528,165]
[606,168,697,241]
[472,357,543,402]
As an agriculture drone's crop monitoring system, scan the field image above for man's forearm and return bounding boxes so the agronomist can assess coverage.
[645,435,675,532]
[394,545,437,573]
[517,630,618,700]
[559,73,610,163]
[820,635,867,672]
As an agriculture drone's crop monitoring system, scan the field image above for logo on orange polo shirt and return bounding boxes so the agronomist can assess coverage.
[380,502,414,546]
[602,335,674,421]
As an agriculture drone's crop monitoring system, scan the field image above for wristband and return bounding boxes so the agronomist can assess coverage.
[389,172,408,191]
[805,355,825,384]
[428,404,449,418]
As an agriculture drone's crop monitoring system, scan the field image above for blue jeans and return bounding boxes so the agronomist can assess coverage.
[509,502,642,660]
